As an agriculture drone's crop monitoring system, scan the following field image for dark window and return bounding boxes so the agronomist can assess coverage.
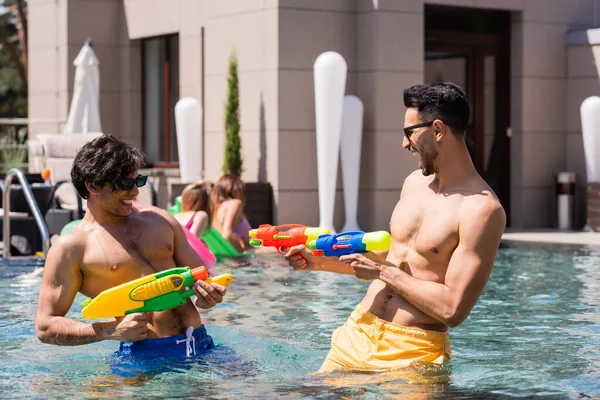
[142,35,179,165]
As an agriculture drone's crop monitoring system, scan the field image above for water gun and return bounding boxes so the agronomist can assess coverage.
[307,231,392,257]
[81,266,232,319]
[248,224,331,254]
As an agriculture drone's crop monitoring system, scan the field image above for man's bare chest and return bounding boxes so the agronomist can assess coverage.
[85,224,175,271]
[390,193,460,258]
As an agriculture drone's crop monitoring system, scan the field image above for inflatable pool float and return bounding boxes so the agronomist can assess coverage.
[200,226,242,258]
[168,196,242,259]
[181,221,216,273]
[133,200,216,273]
[60,219,82,235]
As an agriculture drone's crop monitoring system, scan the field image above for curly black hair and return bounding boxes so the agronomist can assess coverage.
[403,82,470,137]
[71,134,146,199]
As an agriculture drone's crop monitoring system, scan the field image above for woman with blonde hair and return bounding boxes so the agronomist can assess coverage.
[210,174,251,252]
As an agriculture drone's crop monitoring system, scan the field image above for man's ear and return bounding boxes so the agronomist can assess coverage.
[85,181,100,195]
[433,119,447,142]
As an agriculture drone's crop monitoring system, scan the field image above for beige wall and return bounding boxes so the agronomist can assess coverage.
[277,1,424,231]
[122,0,280,209]
[27,0,600,230]
[28,0,141,145]
[276,0,600,230]
[566,29,600,228]
[28,0,67,138]
[510,0,600,229]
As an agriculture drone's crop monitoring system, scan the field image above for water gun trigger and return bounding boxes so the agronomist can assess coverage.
[276,246,288,255]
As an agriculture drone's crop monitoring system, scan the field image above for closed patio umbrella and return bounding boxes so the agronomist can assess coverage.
[63,39,101,134]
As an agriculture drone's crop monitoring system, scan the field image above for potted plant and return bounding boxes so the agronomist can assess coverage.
[223,53,273,227]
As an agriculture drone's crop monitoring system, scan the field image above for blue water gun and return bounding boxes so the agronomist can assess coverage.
[307,231,392,257]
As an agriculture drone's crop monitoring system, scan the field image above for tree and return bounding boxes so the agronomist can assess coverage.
[0,0,26,84]
[0,0,27,118]
[223,52,242,177]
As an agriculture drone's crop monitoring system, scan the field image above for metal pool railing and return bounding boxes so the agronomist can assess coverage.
[2,168,50,259]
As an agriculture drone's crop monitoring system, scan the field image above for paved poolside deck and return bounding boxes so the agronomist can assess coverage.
[502,229,600,246]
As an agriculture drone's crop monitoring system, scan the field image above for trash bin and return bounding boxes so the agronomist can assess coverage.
[556,172,576,230]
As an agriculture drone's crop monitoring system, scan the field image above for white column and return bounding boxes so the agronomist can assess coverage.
[175,97,203,183]
[580,96,600,183]
[341,95,364,232]
[313,52,347,233]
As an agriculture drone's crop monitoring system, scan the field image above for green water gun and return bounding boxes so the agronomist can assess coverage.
[81,266,232,319]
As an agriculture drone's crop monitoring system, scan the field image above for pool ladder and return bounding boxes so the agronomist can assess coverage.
[2,168,50,259]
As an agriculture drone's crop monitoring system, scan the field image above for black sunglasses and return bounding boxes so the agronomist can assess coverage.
[403,120,435,139]
[114,175,148,191]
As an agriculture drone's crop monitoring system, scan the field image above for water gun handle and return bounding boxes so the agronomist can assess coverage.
[204,273,233,287]
[190,267,233,288]
[275,245,309,262]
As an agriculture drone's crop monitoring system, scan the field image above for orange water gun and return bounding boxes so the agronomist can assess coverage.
[248,224,331,254]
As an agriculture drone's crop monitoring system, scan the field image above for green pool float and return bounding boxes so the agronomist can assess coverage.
[60,219,82,235]
[169,196,242,258]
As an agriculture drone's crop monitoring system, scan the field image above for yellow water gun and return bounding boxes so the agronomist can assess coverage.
[81,266,232,319]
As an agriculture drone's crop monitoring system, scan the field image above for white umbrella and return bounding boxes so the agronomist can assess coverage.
[63,39,102,134]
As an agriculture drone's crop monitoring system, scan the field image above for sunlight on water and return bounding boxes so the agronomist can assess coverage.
[0,244,598,398]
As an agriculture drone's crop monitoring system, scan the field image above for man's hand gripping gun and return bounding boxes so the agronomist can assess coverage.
[81,266,232,319]
[307,231,392,257]
[248,224,331,254]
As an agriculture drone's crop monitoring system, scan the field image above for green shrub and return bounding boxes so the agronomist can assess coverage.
[223,52,242,177]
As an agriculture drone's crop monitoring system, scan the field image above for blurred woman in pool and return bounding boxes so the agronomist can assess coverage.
[174,181,213,238]
[210,174,251,252]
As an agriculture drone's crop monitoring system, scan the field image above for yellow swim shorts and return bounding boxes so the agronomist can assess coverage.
[318,304,451,373]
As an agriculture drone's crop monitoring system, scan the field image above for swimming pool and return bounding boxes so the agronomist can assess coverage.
[0,242,598,399]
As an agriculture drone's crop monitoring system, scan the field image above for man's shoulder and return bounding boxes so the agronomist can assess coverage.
[460,190,506,227]
[401,169,427,190]
[135,204,180,230]
[46,225,88,261]
[405,169,425,182]
[135,202,172,219]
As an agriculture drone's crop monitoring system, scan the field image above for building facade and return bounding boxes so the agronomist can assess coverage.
[28,0,600,230]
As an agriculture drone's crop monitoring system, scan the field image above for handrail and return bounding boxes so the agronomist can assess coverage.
[3,168,50,259]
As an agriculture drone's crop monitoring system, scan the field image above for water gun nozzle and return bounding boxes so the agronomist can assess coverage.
[191,266,209,282]
[249,238,262,247]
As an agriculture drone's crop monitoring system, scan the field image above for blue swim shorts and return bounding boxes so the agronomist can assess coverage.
[118,325,215,358]
[110,325,261,379]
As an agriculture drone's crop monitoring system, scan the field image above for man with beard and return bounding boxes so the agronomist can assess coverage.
[285,82,506,373]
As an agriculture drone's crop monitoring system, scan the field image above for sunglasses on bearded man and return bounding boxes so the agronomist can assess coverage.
[113,175,148,191]
[403,120,435,140]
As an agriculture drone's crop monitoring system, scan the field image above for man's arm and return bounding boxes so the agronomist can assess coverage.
[284,245,356,274]
[285,173,416,274]
[377,200,506,327]
[35,236,143,345]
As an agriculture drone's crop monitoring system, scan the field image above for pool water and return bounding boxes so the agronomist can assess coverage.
[0,242,599,399]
